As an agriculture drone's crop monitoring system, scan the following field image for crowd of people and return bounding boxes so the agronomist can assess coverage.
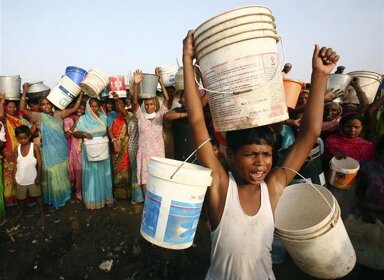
[0,32,383,279]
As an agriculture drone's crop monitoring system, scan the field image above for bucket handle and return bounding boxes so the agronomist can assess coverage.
[278,166,335,224]
[170,138,211,180]
[194,35,286,95]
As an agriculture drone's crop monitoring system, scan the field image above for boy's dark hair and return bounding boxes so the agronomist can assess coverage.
[226,126,276,153]
[15,125,31,137]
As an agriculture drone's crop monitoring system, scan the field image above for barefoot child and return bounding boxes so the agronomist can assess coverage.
[13,125,45,226]
[183,30,339,279]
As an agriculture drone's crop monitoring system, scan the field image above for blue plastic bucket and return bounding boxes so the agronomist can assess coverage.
[65,66,87,85]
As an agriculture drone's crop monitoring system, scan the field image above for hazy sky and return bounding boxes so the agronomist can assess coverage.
[1,0,383,88]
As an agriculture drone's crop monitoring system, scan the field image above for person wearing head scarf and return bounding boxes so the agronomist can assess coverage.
[74,98,113,209]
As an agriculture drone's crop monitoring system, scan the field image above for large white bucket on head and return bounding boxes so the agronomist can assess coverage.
[0,75,21,100]
[47,75,81,110]
[160,65,178,87]
[328,156,360,189]
[83,136,109,161]
[194,6,288,132]
[138,74,159,99]
[346,71,383,103]
[275,183,356,279]
[140,157,212,250]
[80,69,109,98]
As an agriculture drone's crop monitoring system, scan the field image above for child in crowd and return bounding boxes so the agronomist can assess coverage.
[132,69,169,194]
[183,30,339,279]
[13,125,44,226]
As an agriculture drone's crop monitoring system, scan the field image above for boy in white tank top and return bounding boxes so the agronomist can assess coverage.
[182,30,339,279]
[13,125,45,226]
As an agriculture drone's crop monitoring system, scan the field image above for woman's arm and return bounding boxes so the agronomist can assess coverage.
[132,70,142,112]
[164,109,187,121]
[112,92,127,118]
[61,92,84,118]
[19,83,34,121]
[155,67,170,106]
[0,93,5,122]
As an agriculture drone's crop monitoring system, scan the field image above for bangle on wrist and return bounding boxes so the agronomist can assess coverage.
[111,138,116,142]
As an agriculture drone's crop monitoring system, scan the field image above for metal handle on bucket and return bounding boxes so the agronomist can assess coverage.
[193,35,286,95]
[278,166,335,216]
[170,138,211,180]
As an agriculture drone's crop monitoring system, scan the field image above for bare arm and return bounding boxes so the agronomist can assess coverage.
[351,78,369,114]
[0,93,5,122]
[155,67,170,106]
[132,70,142,112]
[164,109,188,121]
[61,92,84,118]
[267,45,339,211]
[183,30,228,230]
[19,83,34,121]
[112,92,127,117]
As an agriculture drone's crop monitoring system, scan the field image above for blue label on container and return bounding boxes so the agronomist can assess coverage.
[141,191,162,238]
[58,85,76,99]
[164,200,203,244]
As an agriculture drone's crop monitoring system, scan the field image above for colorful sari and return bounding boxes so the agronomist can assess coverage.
[76,101,113,209]
[127,114,144,203]
[111,112,130,199]
[3,114,27,206]
[0,162,5,218]
[40,113,71,209]
[64,115,83,200]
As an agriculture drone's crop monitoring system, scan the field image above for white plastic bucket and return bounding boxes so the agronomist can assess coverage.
[80,69,109,98]
[0,75,21,100]
[108,75,126,97]
[328,156,360,189]
[140,157,212,250]
[160,65,178,87]
[194,6,288,132]
[47,75,81,110]
[83,136,110,161]
[275,183,356,279]
[175,66,184,92]
[138,73,159,99]
[346,71,383,103]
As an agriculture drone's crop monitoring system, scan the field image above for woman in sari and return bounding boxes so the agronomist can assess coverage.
[2,99,29,206]
[0,94,6,219]
[19,84,83,209]
[74,98,113,209]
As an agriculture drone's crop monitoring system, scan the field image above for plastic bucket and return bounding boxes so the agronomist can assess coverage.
[138,74,159,99]
[194,6,288,132]
[65,66,87,86]
[278,144,325,186]
[140,157,212,250]
[80,68,109,98]
[0,75,21,100]
[160,65,178,87]
[328,156,360,189]
[83,136,109,161]
[47,75,81,110]
[283,78,305,109]
[327,74,352,94]
[108,75,126,97]
[346,71,383,103]
[275,183,356,279]
[175,66,184,92]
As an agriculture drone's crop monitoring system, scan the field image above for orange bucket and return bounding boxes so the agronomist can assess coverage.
[283,78,304,108]
[328,156,360,189]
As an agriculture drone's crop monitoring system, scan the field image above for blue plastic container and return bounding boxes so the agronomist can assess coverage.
[65,66,87,86]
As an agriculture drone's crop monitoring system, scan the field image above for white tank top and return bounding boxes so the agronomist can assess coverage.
[15,143,37,186]
[206,173,275,280]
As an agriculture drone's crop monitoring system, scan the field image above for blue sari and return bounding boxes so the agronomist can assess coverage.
[76,101,113,209]
[40,113,71,209]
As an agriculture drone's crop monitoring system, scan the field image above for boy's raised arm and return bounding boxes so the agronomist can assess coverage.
[183,30,229,229]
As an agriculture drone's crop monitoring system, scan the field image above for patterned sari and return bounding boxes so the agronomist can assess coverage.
[40,113,71,209]
[76,101,113,209]
[0,162,5,218]
[111,112,130,199]
[3,114,27,206]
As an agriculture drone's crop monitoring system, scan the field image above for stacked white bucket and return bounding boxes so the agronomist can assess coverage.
[80,69,109,98]
[47,75,82,110]
[194,5,288,132]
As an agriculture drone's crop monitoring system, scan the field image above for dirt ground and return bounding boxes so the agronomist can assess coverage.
[0,198,381,280]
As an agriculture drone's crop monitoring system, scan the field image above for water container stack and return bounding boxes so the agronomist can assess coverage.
[160,65,178,87]
[193,5,288,131]
[80,68,109,98]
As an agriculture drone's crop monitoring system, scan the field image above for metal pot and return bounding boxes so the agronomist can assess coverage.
[0,75,21,100]
[27,81,50,99]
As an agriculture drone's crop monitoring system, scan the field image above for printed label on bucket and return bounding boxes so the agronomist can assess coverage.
[141,191,162,238]
[164,200,203,245]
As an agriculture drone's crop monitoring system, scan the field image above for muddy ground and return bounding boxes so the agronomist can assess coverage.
[0,198,381,280]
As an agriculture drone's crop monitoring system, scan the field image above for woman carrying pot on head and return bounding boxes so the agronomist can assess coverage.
[73,98,113,209]
[19,83,84,209]
[132,68,169,195]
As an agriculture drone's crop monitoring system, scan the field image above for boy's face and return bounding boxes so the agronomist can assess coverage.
[16,133,31,145]
[229,143,273,185]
